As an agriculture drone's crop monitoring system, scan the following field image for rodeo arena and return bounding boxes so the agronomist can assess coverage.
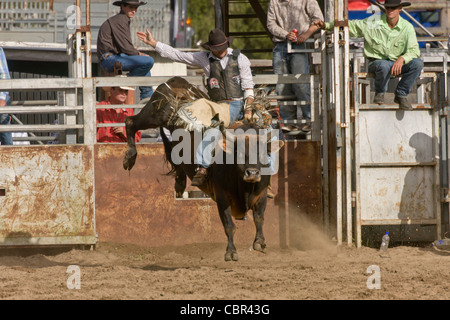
[0,0,449,303]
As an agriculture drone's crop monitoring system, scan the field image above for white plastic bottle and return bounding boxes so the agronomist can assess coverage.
[432,239,450,246]
[379,232,390,253]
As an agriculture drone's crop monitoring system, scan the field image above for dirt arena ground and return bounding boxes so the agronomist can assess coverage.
[0,231,449,301]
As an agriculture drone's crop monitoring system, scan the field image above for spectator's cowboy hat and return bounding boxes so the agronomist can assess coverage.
[201,29,234,52]
[382,0,411,7]
[113,0,147,6]
[116,75,135,91]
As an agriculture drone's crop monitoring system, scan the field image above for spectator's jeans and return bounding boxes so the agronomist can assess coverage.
[368,58,424,97]
[272,42,311,120]
[100,53,155,101]
[0,113,13,145]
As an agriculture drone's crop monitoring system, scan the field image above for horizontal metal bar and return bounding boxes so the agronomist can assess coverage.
[11,100,58,106]
[0,78,83,90]
[358,104,434,110]
[356,72,437,80]
[361,219,437,226]
[417,37,449,42]
[96,104,143,109]
[95,74,319,88]
[97,123,124,128]
[0,124,83,132]
[360,161,437,167]
[0,235,97,246]
[272,101,311,106]
[0,75,322,95]
[0,106,83,113]
[253,74,317,84]
[287,49,317,53]
[279,119,309,124]
[13,136,57,142]
[94,76,204,88]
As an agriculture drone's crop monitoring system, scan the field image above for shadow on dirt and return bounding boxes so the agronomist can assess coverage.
[141,264,185,271]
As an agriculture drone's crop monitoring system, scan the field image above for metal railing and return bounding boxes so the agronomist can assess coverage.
[0,74,322,145]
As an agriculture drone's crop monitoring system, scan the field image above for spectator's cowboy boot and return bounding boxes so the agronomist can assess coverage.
[192,167,208,187]
[394,95,413,110]
[267,176,275,199]
[373,93,385,105]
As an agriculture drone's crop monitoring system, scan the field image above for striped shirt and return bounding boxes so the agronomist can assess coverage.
[267,0,324,43]
[155,42,254,91]
[0,47,10,103]
[96,100,141,143]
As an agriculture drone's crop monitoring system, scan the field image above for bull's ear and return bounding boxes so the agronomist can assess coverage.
[267,140,284,154]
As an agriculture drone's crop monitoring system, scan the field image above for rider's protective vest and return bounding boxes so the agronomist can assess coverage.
[206,49,243,101]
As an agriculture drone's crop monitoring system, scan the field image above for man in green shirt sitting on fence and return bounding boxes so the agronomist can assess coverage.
[315,0,423,110]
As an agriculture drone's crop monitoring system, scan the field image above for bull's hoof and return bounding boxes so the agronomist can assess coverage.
[123,149,137,171]
[225,252,238,262]
[253,242,266,253]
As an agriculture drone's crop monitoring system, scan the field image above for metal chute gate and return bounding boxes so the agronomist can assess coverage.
[320,0,449,246]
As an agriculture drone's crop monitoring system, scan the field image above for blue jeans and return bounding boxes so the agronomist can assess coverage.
[195,128,221,168]
[100,53,155,100]
[195,126,278,175]
[368,58,424,97]
[228,100,244,124]
[0,113,13,145]
[195,100,244,169]
[272,42,311,120]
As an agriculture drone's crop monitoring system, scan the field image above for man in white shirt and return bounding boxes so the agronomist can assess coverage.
[138,28,256,187]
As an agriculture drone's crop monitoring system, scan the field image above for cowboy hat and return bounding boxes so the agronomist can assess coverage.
[201,29,233,52]
[114,75,135,91]
[113,0,147,7]
[382,0,411,7]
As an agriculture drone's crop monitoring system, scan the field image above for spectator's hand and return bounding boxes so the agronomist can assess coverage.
[392,57,405,77]
[137,29,157,48]
[111,127,126,137]
[313,20,325,29]
[0,99,6,107]
[297,33,309,44]
[286,31,297,42]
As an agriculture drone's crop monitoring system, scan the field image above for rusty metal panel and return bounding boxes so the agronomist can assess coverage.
[94,144,283,248]
[358,108,439,226]
[0,145,96,246]
[360,167,436,223]
[359,110,434,164]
